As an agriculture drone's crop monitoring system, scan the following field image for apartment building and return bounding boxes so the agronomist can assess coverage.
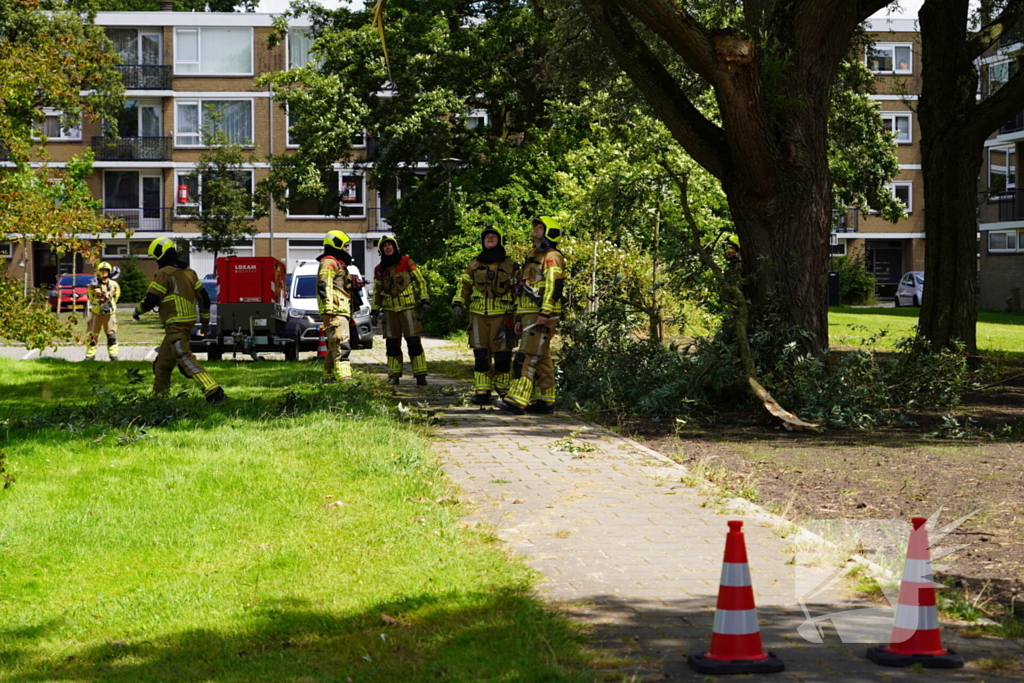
[978,32,1024,310]
[4,10,394,288]
[834,16,925,299]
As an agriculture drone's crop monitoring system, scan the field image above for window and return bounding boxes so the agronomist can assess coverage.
[103,241,151,257]
[990,146,1017,195]
[107,28,161,65]
[888,182,912,212]
[35,110,81,141]
[829,241,847,257]
[287,170,365,218]
[0,242,12,259]
[288,29,314,69]
[175,100,253,146]
[880,112,912,144]
[465,109,489,130]
[988,230,1018,252]
[867,43,913,74]
[174,170,254,215]
[987,59,1017,96]
[174,27,252,75]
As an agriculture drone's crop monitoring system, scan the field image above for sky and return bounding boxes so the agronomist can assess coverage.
[251,0,926,18]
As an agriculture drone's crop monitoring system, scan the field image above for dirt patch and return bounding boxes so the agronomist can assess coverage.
[614,374,1024,619]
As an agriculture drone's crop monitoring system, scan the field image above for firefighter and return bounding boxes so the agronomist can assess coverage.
[451,226,518,404]
[317,230,361,382]
[84,261,121,361]
[132,237,227,403]
[370,236,430,385]
[496,216,566,416]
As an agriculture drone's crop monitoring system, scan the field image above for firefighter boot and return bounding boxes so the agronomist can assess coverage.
[472,391,491,406]
[206,387,229,404]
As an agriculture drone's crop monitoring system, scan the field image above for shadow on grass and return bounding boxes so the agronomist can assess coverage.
[1,591,595,683]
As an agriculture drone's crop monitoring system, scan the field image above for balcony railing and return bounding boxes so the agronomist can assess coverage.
[833,207,860,233]
[365,207,394,233]
[1001,110,1024,135]
[101,207,174,232]
[992,189,1024,221]
[115,64,173,90]
[91,136,172,161]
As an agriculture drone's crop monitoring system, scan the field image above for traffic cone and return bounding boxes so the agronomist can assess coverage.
[688,520,784,674]
[866,517,963,668]
[316,325,327,359]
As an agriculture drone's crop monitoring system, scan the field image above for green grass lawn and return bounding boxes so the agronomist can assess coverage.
[0,359,597,682]
[828,306,1024,355]
[1,308,165,347]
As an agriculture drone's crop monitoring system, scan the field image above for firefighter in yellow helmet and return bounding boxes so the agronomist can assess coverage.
[452,226,518,404]
[84,261,121,361]
[371,236,430,385]
[317,230,362,382]
[496,216,566,415]
[132,237,226,403]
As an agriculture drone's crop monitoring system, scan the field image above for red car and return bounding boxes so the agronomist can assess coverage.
[49,274,96,312]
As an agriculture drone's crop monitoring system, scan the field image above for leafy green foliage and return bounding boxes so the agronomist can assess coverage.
[0,277,77,349]
[115,255,148,303]
[832,248,878,306]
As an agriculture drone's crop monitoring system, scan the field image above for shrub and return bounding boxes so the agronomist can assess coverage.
[832,249,877,305]
[116,255,148,303]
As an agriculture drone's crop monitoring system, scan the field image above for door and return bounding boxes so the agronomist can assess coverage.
[141,175,162,230]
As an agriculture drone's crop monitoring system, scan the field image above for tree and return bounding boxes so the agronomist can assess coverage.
[576,0,898,352]
[916,0,1024,353]
[97,0,256,11]
[181,114,260,262]
[0,0,125,347]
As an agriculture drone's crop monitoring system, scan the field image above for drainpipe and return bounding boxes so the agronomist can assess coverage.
[268,81,275,259]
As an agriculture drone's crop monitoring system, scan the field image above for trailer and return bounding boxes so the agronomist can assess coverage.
[206,256,299,361]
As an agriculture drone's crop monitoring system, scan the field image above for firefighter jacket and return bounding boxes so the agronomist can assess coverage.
[88,279,121,315]
[515,247,565,318]
[372,256,429,313]
[141,265,208,326]
[453,257,517,317]
[316,255,356,318]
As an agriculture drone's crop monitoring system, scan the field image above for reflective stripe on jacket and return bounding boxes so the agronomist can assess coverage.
[88,279,120,312]
[148,265,205,325]
[515,247,565,316]
[317,256,353,317]
[452,257,517,317]
[372,256,428,312]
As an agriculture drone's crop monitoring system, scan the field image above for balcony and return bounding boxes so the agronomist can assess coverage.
[833,207,860,233]
[100,207,174,232]
[993,189,1024,221]
[115,64,173,90]
[91,136,172,161]
[365,207,394,233]
[1001,110,1024,135]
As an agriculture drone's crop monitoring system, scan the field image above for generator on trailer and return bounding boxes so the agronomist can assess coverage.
[205,256,299,361]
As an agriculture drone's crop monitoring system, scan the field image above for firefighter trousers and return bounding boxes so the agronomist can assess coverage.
[153,323,221,397]
[468,313,514,395]
[382,309,427,377]
[322,313,352,380]
[506,313,558,408]
[85,312,118,359]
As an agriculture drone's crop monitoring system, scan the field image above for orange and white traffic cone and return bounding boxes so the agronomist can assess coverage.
[866,517,963,668]
[688,520,784,674]
[316,325,327,359]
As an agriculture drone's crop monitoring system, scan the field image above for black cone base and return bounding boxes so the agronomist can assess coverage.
[688,651,785,674]
[866,646,964,669]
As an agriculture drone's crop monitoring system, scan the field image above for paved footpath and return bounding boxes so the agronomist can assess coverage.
[8,339,1021,680]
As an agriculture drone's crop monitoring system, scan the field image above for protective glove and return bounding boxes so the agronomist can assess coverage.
[371,311,379,328]
[100,301,112,316]
[200,324,210,338]
[132,309,141,321]
[451,304,463,319]
[420,301,431,315]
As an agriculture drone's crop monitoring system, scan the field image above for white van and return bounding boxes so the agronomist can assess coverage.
[285,260,373,350]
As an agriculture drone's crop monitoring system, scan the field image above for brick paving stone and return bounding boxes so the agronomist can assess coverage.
[354,339,1018,682]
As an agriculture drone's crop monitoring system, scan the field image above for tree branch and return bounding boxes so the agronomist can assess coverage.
[970,0,1024,58]
[612,0,718,82]
[582,0,729,178]
[966,67,1024,143]
[858,0,900,19]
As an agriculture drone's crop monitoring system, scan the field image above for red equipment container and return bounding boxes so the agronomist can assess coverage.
[216,256,287,305]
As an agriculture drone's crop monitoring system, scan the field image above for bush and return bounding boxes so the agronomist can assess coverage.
[116,255,148,303]
[832,249,877,305]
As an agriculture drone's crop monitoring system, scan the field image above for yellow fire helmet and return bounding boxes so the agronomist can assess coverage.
[378,236,399,255]
[481,225,504,247]
[532,216,563,247]
[95,261,113,276]
[148,237,175,260]
[323,230,351,249]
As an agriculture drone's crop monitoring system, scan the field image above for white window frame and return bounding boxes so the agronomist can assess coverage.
[108,28,163,65]
[989,145,1017,196]
[174,169,255,218]
[35,109,82,142]
[286,170,366,219]
[173,27,253,76]
[867,43,913,74]
[465,109,490,131]
[175,99,254,147]
[829,241,847,257]
[886,181,913,213]
[880,111,912,145]
[0,241,12,259]
[988,230,1019,253]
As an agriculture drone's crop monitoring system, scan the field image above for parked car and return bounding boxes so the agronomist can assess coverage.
[49,274,95,312]
[285,260,373,351]
[894,271,924,307]
[191,278,219,346]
